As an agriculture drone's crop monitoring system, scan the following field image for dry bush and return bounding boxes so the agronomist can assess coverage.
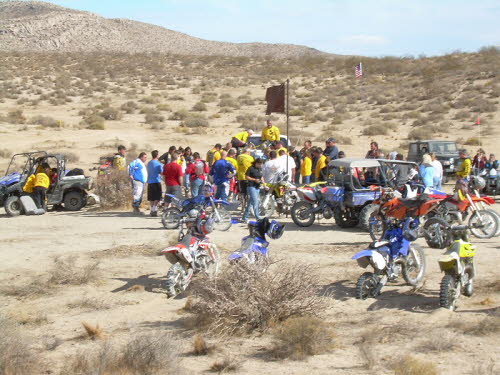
[188,262,326,335]
[192,101,208,111]
[471,360,497,375]
[8,309,49,326]
[182,115,209,128]
[82,322,106,340]
[100,107,123,121]
[210,355,241,373]
[0,315,40,375]
[156,103,172,112]
[59,151,80,163]
[6,109,26,124]
[0,148,11,158]
[363,123,389,136]
[121,100,138,113]
[61,332,180,375]
[145,113,165,123]
[393,355,439,375]
[169,109,189,120]
[29,115,61,128]
[415,331,459,352]
[67,296,111,311]
[94,170,133,209]
[270,316,335,360]
[464,137,482,146]
[447,315,500,336]
[48,256,100,286]
[192,334,212,356]
[82,114,105,130]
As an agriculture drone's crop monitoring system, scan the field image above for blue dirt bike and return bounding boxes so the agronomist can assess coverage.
[228,218,284,266]
[352,217,426,299]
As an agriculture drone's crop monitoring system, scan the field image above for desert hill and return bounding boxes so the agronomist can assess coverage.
[0,1,327,58]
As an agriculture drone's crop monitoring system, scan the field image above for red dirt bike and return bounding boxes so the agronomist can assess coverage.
[161,207,220,298]
[424,179,498,248]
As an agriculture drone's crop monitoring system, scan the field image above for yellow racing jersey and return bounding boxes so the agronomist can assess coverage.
[261,126,281,142]
[237,153,254,180]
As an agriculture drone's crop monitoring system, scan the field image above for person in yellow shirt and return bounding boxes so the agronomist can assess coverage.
[301,150,313,185]
[274,141,287,155]
[226,149,238,170]
[32,163,51,211]
[112,145,127,171]
[237,148,254,197]
[456,149,471,180]
[314,149,327,181]
[261,120,280,142]
[206,143,222,168]
[231,129,254,149]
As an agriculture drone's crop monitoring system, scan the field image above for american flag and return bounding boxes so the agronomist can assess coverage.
[355,62,363,78]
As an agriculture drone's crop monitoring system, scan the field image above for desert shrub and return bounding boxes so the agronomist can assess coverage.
[189,262,326,335]
[219,98,240,109]
[95,170,133,209]
[59,151,79,163]
[139,106,158,115]
[415,331,459,353]
[145,113,165,123]
[209,355,241,373]
[6,109,26,124]
[29,115,60,128]
[170,95,184,101]
[168,109,189,120]
[182,115,209,128]
[464,137,482,146]
[120,100,138,114]
[140,96,160,104]
[99,107,123,121]
[156,103,171,112]
[0,315,40,375]
[363,124,388,136]
[47,256,100,286]
[0,148,11,158]
[408,127,435,140]
[60,332,180,375]
[192,102,207,112]
[313,113,329,122]
[393,355,439,375]
[82,115,105,130]
[447,316,499,336]
[270,316,334,360]
[289,109,305,116]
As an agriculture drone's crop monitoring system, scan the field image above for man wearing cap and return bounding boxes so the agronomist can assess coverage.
[231,129,254,150]
[324,137,339,162]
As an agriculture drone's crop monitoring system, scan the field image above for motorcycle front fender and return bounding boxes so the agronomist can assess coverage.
[352,249,386,270]
[438,254,461,273]
[213,199,230,206]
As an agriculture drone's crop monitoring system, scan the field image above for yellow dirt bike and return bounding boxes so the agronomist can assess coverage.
[259,171,298,217]
[438,225,476,311]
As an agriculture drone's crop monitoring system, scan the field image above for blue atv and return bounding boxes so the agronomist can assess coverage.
[1,151,92,216]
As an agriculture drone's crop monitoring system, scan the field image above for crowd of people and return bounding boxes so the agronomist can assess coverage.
[109,121,497,220]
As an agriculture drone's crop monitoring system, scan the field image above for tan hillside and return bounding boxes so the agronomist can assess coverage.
[0,1,327,58]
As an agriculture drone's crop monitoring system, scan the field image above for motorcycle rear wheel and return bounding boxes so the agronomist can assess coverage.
[469,210,498,239]
[291,201,316,227]
[402,244,426,286]
[423,217,452,249]
[359,204,379,231]
[355,272,380,299]
[485,209,500,237]
[439,274,461,311]
[334,208,359,228]
[162,207,181,230]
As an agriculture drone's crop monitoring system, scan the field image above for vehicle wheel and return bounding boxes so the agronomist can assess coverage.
[5,196,22,217]
[334,208,359,228]
[162,207,181,230]
[439,274,461,311]
[165,263,189,298]
[63,191,85,211]
[462,265,474,297]
[359,204,379,231]
[291,201,316,227]
[402,244,426,286]
[423,217,452,249]
[485,209,500,237]
[202,244,221,277]
[259,196,275,218]
[211,206,232,231]
[355,272,380,299]
[469,210,498,239]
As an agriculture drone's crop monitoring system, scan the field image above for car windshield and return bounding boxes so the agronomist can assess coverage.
[429,142,457,153]
[248,136,288,148]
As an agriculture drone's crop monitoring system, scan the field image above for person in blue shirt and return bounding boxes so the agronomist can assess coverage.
[146,150,163,217]
[210,151,235,202]
[419,153,435,189]
[128,152,148,214]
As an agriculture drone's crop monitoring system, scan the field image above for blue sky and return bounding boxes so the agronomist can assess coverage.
[49,0,499,56]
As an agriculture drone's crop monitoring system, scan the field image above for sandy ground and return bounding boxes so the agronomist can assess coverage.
[0,197,498,374]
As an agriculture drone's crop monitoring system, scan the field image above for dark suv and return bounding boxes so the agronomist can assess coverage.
[407,140,459,182]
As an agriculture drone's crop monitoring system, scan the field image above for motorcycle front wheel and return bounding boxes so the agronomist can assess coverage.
[355,272,380,299]
[210,206,232,232]
[469,210,498,239]
[402,244,426,286]
[291,201,316,227]
[162,207,181,230]
[201,245,221,277]
[165,262,190,298]
[439,274,461,311]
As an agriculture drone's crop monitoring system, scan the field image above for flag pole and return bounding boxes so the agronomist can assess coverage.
[286,78,290,176]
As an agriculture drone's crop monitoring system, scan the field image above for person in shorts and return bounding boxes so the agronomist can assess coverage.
[147,150,163,216]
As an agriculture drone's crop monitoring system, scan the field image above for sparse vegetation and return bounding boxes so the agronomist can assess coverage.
[393,355,439,375]
[94,170,133,209]
[209,355,241,373]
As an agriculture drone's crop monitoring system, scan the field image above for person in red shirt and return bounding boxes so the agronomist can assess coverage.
[162,151,184,206]
[185,152,209,197]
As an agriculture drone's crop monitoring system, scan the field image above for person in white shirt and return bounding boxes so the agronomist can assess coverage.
[278,149,296,182]
[430,152,443,191]
[262,151,283,183]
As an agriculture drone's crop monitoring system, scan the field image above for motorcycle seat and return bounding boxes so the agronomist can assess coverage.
[399,195,428,208]
[369,240,390,249]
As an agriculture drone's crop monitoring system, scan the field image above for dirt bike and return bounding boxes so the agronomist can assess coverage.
[161,208,220,298]
[291,182,341,227]
[468,176,500,237]
[438,225,476,311]
[162,192,232,232]
[353,217,426,299]
[424,180,498,248]
[259,171,298,217]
